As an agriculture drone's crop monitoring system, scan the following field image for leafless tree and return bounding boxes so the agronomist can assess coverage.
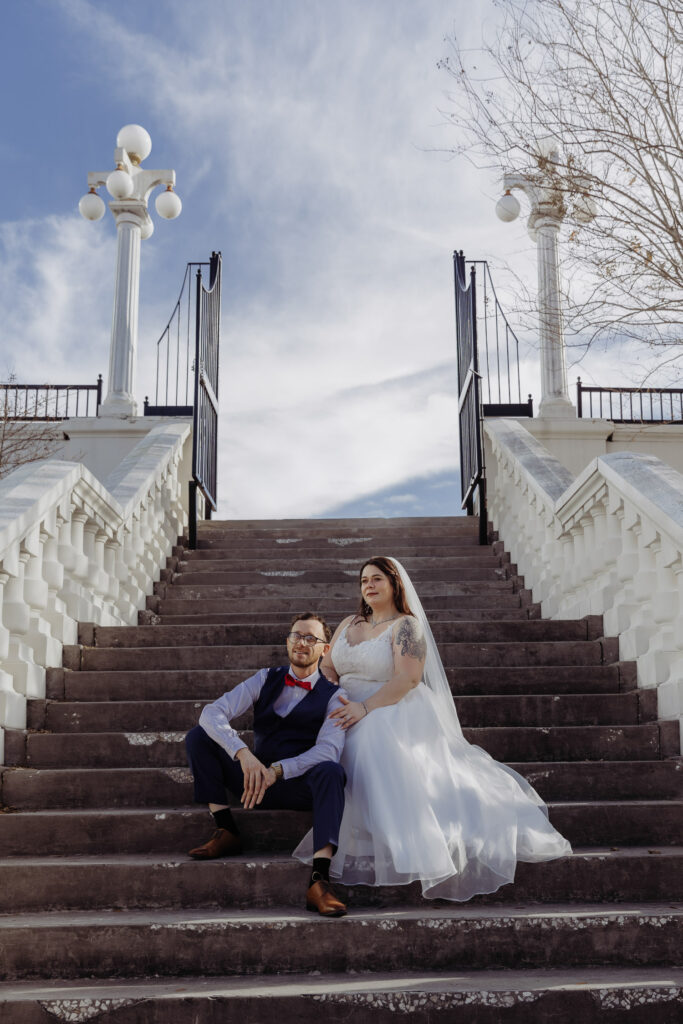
[0,378,63,481]
[441,0,683,378]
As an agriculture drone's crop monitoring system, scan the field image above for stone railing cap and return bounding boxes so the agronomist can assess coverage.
[0,460,120,564]
[104,421,191,517]
[484,418,575,505]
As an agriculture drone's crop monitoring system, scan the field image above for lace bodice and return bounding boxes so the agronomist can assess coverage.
[331,624,395,701]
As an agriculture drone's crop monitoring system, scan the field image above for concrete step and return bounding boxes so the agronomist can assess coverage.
[2,802,681,857]
[153,579,519,600]
[168,567,514,586]
[153,592,532,614]
[152,607,535,625]
[184,540,487,558]
[4,969,683,1024]
[2,848,683,914]
[25,692,646,733]
[84,619,603,650]
[67,640,614,673]
[172,554,508,573]
[197,515,477,535]
[7,722,673,769]
[2,903,682,981]
[3,761,681,810]
[194,526,481,542]
[46,664,632,702]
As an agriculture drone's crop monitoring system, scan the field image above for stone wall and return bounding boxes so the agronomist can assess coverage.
[0,421,191,763]
[485,418,683,749]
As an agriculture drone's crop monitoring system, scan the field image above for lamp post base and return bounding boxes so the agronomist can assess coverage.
[98,393,138,418]
[538,395,577,419]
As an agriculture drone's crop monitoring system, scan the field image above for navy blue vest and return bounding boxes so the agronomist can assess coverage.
[253,666,337,766]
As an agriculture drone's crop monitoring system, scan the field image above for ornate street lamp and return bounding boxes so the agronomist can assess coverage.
[495,139,595,419]
[79,125,182,417]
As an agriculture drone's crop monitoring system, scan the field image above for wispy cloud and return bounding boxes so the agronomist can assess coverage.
[6,0,655,519]
[0,215,112,381]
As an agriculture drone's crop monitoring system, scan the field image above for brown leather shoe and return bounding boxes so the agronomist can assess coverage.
[188,828,243,859]
[306,878,347,917]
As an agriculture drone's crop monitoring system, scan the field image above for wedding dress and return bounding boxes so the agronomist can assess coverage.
[293,563,572,901]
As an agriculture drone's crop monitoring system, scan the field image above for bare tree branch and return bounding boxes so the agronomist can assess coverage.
[0,377,63,480]
[440,0,683,362]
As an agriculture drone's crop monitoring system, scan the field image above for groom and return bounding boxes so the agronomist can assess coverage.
[185,611,348,916]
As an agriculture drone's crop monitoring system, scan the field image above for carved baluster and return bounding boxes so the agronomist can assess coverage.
[41,523,76,646]
[22,526,62,672]
[0,568,26,739]
[2,546,43,698]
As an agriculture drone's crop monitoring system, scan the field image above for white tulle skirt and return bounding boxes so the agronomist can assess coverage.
[293,682,572,901]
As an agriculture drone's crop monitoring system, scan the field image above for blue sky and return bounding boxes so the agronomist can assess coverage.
[0,0,627,518]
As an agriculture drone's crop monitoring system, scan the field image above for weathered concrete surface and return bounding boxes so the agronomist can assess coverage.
[87,618,601,649]
[25,691,643,733]
[3,759,681,811]
[2,904,683,981]
[3,970,683,1024]
[2,848,683,913]
[4,722,670,768]
[1,801,681,857]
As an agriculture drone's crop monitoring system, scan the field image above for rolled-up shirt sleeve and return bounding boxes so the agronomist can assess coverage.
[279,688,348,780]
[198,669,267,759]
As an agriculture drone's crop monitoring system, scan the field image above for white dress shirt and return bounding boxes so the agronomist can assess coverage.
[198,667,347,780]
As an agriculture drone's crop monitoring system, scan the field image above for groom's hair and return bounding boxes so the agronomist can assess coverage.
[288,611,332,643]
[357,556,414,620]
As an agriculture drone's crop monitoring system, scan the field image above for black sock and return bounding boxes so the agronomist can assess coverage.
[212,808,239,835]
[309,856,331,886]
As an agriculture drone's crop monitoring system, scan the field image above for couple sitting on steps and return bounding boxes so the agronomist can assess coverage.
[185,555,572,918]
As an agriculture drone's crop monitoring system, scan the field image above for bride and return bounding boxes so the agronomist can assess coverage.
[293,555,571,901]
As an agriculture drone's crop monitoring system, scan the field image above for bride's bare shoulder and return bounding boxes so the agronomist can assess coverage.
[328,613,358,645]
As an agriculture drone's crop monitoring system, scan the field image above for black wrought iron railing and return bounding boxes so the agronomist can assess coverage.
[577,380,683,423]
[454,252,486,543]
[145,253,222,546]
[454,253,532,542]
[189,251,221,546]
[146,261,210,415]
[0,377,102,420]
[468,260,532,414]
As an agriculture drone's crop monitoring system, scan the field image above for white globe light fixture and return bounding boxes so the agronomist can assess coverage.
[106,167,134,199]
[116,124,152,165]
[495,190,521,223]
[78,187,106,221]
[155,186,182,220]
[78,125,181,418]
[573,193,597,225]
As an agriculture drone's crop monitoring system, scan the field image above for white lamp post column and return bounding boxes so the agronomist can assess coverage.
[496,142,595,419]
[532,211,569,415]
[107,205,143,416]
[79,125,182,419]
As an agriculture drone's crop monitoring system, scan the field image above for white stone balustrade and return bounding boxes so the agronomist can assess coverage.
[485,418,683,747]
[0,421,191,763]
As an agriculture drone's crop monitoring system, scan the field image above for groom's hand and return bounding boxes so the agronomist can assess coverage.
[236,749,275,809]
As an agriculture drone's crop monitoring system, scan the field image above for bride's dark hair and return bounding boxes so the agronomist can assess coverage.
[357,556,414,621]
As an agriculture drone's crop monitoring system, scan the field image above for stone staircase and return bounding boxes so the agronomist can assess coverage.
[1,515,682,1022]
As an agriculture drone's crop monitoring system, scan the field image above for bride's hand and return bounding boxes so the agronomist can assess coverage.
[329,694,367,730]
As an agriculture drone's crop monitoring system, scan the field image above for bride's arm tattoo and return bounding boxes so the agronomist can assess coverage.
[396,618,427,660]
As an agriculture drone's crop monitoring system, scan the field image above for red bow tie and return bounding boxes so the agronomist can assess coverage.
[284,673,312,690]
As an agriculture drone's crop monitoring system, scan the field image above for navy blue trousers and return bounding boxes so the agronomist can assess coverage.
[185,725,346,853]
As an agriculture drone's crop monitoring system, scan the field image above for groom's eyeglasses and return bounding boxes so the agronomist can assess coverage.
[286,632,326,645]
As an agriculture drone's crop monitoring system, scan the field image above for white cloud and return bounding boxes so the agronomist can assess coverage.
[387,494,418,504]
[0,216,112,382]
[11,0,665,521]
